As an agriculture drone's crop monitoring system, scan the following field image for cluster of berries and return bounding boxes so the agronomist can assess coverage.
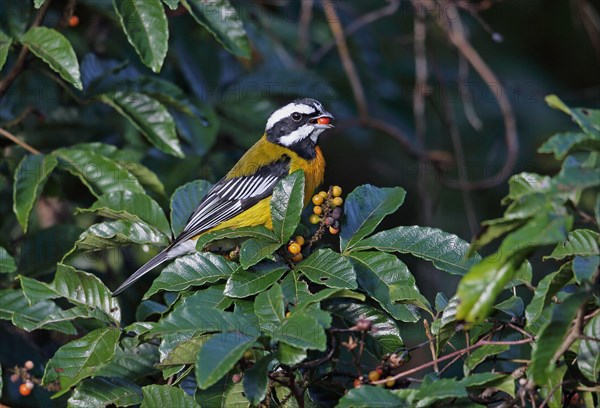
[10,360,35,396]
[309,185,343,235]
[287,235,305,262]
[353,351,407,389]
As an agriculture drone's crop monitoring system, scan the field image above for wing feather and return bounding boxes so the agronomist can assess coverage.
[169,156,291,246]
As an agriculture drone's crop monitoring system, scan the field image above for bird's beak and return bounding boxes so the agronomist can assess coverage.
[311,112,335,129]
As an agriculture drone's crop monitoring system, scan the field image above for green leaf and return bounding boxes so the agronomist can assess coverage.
[297,249,357,289]
[539,365,567,408]
[275,343,307,366]
[525,264,573,333]
[504,172,552,203]
[195,225,276,251]
[151,292,254,337]
[0,288,76,334]
[573,255,599,283]
[196,332,257,389]
[460,373,515,397]
[529,291,591,384]
[68,377,143,408]
[43,327,120,396]
[415,379,468,407]
[145,252,236,298]
[243,354,275,405]
[464,344,509,375]
[432,295,460,353]
[224,264,288,298]
[53,146,145,197]
[0,29,11,70]
[77,190,171,238]
[354,226,480,276]
[33,0,46,8]
[71,219,169,252]
[170,179,212,236]
[95,343,160,380]
[0,246,16,273]
[457,213,572,322]
[546,95,600,137]
[141,385,200,408]
[101,91,183,157]
[578,314,600,383]
[538,131,600,160]
[20,26,82,89]
[158,334,210,367]
[270,171,305,243]
[326,300,404,354]
[551,153,600,191]
[20,263,120,322]
[546,229,600,260]
[470,218,527,254]
[13,154,58,232]
[162,0,179,10]
[272,310,330,351]
[494,295,524,318]
[341,185,406,252]
[115,159,166,197]
[253,283,285,333]
[181,0,250,58]
[350,251,420,322]
[337,386,407,407]
[113,0,168,73]
[295,288,365,312]
[238,237,281,269]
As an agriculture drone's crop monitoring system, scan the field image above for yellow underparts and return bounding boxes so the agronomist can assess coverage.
[192,135,325,240]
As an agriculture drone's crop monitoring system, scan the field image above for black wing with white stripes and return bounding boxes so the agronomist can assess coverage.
[172,155,291,245]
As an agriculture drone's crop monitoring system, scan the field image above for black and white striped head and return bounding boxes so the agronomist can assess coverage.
[265,98,334,155]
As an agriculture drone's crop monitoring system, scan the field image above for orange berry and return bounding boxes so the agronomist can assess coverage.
[332,197,344,206]
[329,226,339,235]
[291,253,303,262]
[332,186,342,197]
[353,378,363,388]
[367,370,380,382]
[319,191,328,198]
[19,383,32,396]
[309,214,321,224]
[288,243,301,255]
[312,195,324,205]
[385,376,395,388]
[313,205,323,215]
[294,235,305,246]
[68,15,79,27]
[243,350,253,360]
[317,117,330,125]
[285,311,291,318]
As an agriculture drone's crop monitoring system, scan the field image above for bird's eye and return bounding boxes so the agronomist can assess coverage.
[291,112,302,121]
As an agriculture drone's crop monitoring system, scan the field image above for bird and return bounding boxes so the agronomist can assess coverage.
[112,98,334,295]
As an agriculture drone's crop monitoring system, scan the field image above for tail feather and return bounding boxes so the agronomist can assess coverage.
[112,249,171,296]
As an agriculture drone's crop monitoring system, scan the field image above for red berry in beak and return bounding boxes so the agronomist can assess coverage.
[317,117,330,125]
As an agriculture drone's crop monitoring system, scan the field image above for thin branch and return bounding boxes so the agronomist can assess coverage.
[0,127,41,155]
[0,0,52,97]
[423,320,438,373]
[371,337,532,385]
[298,0,314,62]
[321,0,368,120]
[437,0,519,191]
[552,303,586,362]
[412,0,432,225]
[312,0,400,63]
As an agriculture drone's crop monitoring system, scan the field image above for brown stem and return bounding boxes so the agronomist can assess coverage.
[0,127,41,155]
[0,0,52,97]
[437,0,519,191]
[321,0,368,120]
[371,337,532,385]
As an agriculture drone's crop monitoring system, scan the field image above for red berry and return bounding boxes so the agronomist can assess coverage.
[19,383,32,396]
[24,360,34,370]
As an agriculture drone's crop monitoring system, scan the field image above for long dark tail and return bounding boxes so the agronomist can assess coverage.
[112,249,171,296]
